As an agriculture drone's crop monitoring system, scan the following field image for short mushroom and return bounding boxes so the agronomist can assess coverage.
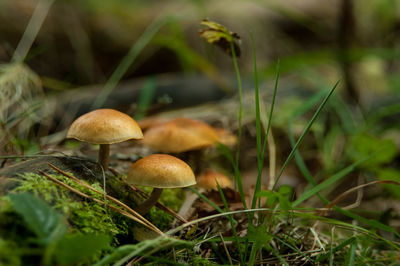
[197,169,232,191]
[67,108,143,171]
[177,169,232,219]
[214,128,237,147]
[127,154,196,215]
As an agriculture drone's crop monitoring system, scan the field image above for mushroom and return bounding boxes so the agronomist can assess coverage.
[178,169,232,219]
[142,117,218,153]
[214,128,237,147]
[67,108,143,171]
[197,169,232,191]
[127,154,196,215]
[141,117,219,173]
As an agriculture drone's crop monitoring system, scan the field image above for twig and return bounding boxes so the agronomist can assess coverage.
[39,170,163,235]
[219,232,233,265]
[323,180,400,212]
[47,163,161,234]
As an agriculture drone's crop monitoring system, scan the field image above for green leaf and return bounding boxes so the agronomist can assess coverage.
[8,192,66,244]
[257,190,278,206]
[199,19,241,57]
[248,224,272,265]
[56,234,111,264]
[277,194,292,212]
[258,189,292,211]
[248,224,272,244]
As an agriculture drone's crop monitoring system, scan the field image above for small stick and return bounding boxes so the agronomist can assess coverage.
[319,180,400,216]
[48,163,160,232]
[219,232,233,265]
[39,170,163,235]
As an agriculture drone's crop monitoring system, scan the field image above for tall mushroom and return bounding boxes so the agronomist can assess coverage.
[67,109,143,171]
[127,154,196,215]
[142,117,218,153]
[141,117,219,173]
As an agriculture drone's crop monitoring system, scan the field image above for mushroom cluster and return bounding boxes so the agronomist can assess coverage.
[67,111,234,217]
[67,110,198,215]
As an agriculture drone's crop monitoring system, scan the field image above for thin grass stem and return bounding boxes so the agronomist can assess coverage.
[272,81,339,191]
[12,0,55,62]
[216,182,243,265]
[92,16,170,109]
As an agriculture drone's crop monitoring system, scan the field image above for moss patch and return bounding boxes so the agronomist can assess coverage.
[5,172,132,243]
[0,170,186,263]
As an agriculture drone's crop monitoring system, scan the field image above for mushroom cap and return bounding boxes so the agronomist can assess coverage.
[127,154,196,188]
[67,109,143,144]
[214,128,237,146]
[142,118,218,153]
[197,169,232,190]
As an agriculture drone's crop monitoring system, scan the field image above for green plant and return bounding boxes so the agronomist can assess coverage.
[1,192,111,265]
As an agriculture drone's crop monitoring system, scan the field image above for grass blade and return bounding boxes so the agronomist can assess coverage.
[344,239,356,266]
[272,235,315,263]
[114,208,269,265]
[316,237,356,262]
[230,40,243,166]
[188,187,223,213]
[262,61,279,188]
[216,182,244,265]
[92,16,170,109]
[12,0,55,62]
[292,157,370,206]
[334,207,400,238]
[272,81,339,191]
[288,89,326,187]
[250,33,263,213]
[217,143,247,209]
[134,76,157,120]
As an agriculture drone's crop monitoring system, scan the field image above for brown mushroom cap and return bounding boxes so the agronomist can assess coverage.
[142,118,218,153]
[214,128,237,146]
[127,154,196,188]
[197,169,232,190]
[67,109,143,144]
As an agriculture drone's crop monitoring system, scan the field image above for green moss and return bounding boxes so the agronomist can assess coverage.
[0,238,22,266]
[10,172,131,243]
[0,171,187,264]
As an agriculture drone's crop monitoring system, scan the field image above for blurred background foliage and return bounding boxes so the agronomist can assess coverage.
[0,0,399,91]
[0,0,399,181]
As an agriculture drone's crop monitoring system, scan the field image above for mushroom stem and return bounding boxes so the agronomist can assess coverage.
[98,144,110,171]
[136,188,163,215]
